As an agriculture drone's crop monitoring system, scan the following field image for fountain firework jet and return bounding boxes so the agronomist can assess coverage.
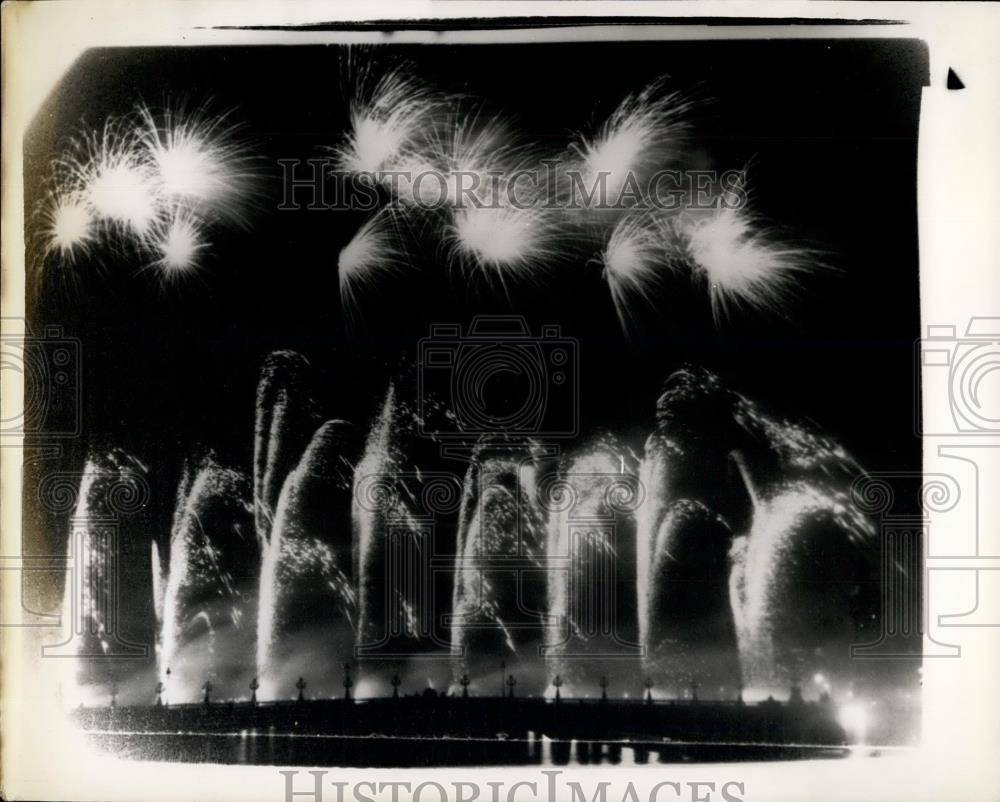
[636,366,876,699]
[136,102,255,222]
[636,367,750,674]
[728,401,875,696]
[257,420,359,699]
[572,77,695,205]
[352,380,460,692]
[54,449,151,704]
[154,453,255,702]
[644,499,740,692]
[253,351,322,548]
[673,204,818,323]
[333,63,440,176]
[544,435,643,697]
[449,439,554,692]
[601,212,680,331]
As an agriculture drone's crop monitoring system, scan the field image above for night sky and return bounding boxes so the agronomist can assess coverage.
[23,37,927,622]
[25,38,927,481]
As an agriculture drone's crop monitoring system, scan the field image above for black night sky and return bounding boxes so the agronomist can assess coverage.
[25,38,927,501]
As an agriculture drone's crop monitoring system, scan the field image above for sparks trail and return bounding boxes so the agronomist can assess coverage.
[403,111,567,285]
[37,102,258,282]
[40,186,95,265]
[392,110,519,209]
[143,206,209,281]
[56,116,160,239]
[338,207,410,323]
[600,211,682,332]
[572,77,698,208]
[135,102,257,226]
[332,61,442,177]
[671,203,821,324]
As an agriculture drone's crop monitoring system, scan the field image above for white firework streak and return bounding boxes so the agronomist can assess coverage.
[338,207,409,318]
[144,205,209,280]
[408,113,567,283]
[39,185,95,264]
[54,115,160,238]
[447,200,564,287]
[573,77,696,205]
[136,102,256,224]
[673,204,819,323]
[392,110,518,209]
[601,211,682,331]
[40,103,257,276]
[332,63,440,176]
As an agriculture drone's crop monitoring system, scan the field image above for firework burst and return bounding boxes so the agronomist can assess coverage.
[673,204,818,323]
[40,188,95,263]
[338,207,408,318]
[333,64,439,177]
[136,102,255,224]
[392,111,514,209]
[39,102,257,282]
[54,117,159,237]
[145,206,209,281]
[398,112,566,283]
[600,211,679,330]
[448,201,562,285]
[573,78,696,206]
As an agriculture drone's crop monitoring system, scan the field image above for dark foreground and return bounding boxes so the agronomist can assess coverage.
[75,695,851,766]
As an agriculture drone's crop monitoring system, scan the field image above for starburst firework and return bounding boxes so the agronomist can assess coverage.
[146,206,209,279]
[675,205,818,323]
[333,64,439,177]
[338,208,408,318]
[573,78,696,205]
[601,211,680,330]
[40,188,95,263]
[136,103,255,224]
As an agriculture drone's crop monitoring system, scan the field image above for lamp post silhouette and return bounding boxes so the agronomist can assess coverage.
[644,677,654,704]
[599,676,609,702]
[552,675,563,703]
[391,674,401,699]
[506,673,516,699]
[296,677,307,702]
[202,680,213,707]
[250,677,259,706]
[109,680,118,709]
[459,673,470,698]
[155,681,164,707]
[163,667,171,708]
[343,664,353,701]
[688,681,699,704]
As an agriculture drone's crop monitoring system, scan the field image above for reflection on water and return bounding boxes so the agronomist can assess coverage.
[87,731,850,767]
